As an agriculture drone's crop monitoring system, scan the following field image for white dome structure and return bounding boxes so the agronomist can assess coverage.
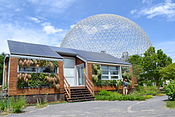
[61,14,152,57]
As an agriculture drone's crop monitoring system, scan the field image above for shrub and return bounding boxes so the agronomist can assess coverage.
[136,86,159,95]
[144,95,153,99]
[95,90,146,101]
[0,96,26,113]
[164,80,175,101]
[11,96,26,113]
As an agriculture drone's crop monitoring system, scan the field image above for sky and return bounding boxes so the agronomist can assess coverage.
[0,0,175,60]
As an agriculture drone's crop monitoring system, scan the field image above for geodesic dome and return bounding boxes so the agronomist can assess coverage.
[61,14,152,58]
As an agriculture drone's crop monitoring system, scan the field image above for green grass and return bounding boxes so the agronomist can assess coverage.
[166,101,175,108]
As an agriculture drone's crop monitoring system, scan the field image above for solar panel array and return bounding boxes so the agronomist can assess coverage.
[8,40,63,59]
[51,46,130,65]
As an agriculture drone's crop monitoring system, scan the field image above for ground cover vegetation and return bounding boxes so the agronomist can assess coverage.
[0,96,26,114]
[95,87,158,101]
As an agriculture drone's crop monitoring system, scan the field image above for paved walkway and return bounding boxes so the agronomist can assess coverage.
[7,96,175,117]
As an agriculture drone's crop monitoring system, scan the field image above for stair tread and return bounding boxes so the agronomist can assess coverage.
[65,87,94,102]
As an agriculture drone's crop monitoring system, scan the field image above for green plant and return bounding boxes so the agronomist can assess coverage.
[0,96,26,113]
[127,47,172,87]
[11,96,26,113]
[95,90,148,101]
[164,80,175,100]
[136,86,159,96]
[144,95,153,99]
[17,73,58,89]
[92,64,102,83]
[166,101,175,108]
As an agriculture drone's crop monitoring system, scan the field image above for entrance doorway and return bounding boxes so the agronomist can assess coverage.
[77,64,85,86]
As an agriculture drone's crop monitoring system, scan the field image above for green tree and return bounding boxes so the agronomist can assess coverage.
[0,53,5,85]
[128,47,172,87]
[127,55,143,85]
[142,47,172,87]
[160,63,175,80]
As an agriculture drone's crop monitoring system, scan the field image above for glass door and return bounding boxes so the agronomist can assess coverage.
[77,64,85,86]
[63,58,76,86]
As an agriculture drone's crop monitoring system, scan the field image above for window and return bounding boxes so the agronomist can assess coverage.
[18,66,57,74]
[101,65,120,80]
[19,66,37,73]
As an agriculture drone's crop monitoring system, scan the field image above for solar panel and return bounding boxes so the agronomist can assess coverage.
[51,46,130,65]
[8,40,63,59]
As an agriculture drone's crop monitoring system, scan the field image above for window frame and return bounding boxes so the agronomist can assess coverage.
[101,65,120,80]
[18,65,58,74]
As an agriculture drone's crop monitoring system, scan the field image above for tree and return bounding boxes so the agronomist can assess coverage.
[127,55,144,85]
[160,63,175,80]
[0,53,5,85]
[128,47,172,87]
[142,47,172,87]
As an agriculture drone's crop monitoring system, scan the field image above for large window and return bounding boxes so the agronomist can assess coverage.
[18,66,57,74]
[101,65,119,80]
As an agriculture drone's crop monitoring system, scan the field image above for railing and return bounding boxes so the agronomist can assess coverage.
[84,72,94,96]
[63,76,71,99]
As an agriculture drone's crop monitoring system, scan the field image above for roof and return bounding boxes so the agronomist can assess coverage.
[7,40,130,65]
[50,47,131,65]
[8,40,63,59]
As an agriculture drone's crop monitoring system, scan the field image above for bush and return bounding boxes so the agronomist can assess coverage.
[95,90,146,101]
[11,96,26,113]
[164,80,175,100]
[136,86,159,95]
[0,96,26,113]
[166,101,175,108]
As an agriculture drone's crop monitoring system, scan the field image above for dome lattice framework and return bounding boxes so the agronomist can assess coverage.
[61,14,152,58]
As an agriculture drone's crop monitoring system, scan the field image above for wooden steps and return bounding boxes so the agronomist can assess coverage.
[65,87,94,102]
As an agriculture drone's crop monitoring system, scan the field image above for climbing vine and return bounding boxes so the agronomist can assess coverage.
[17,58,60,89]
[92,64,121,87]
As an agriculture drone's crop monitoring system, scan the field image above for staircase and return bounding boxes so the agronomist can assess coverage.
[65,87,94,102]
[63,72,95,102]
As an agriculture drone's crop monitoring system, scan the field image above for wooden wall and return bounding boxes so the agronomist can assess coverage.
[87,63,137,92]
[8,57,64,96]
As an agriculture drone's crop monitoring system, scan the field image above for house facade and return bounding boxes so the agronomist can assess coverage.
[3,40,137,103]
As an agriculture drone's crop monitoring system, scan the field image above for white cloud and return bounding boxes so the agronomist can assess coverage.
[42,23,64,34]
[0,23,67,54]
[28,17,41,23]
[131,0,175,20]
[155,40,175,61]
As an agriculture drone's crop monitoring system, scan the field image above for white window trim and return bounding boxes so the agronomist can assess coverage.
[101,65,120,80]
[17,65,58,74]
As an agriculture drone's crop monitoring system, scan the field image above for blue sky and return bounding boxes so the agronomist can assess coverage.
[0,0,175,60]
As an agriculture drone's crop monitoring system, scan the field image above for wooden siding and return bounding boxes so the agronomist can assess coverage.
[8,57,64,96]
[87,63,137,92]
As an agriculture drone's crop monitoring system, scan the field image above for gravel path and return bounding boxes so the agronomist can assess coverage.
[7,96,175,117]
